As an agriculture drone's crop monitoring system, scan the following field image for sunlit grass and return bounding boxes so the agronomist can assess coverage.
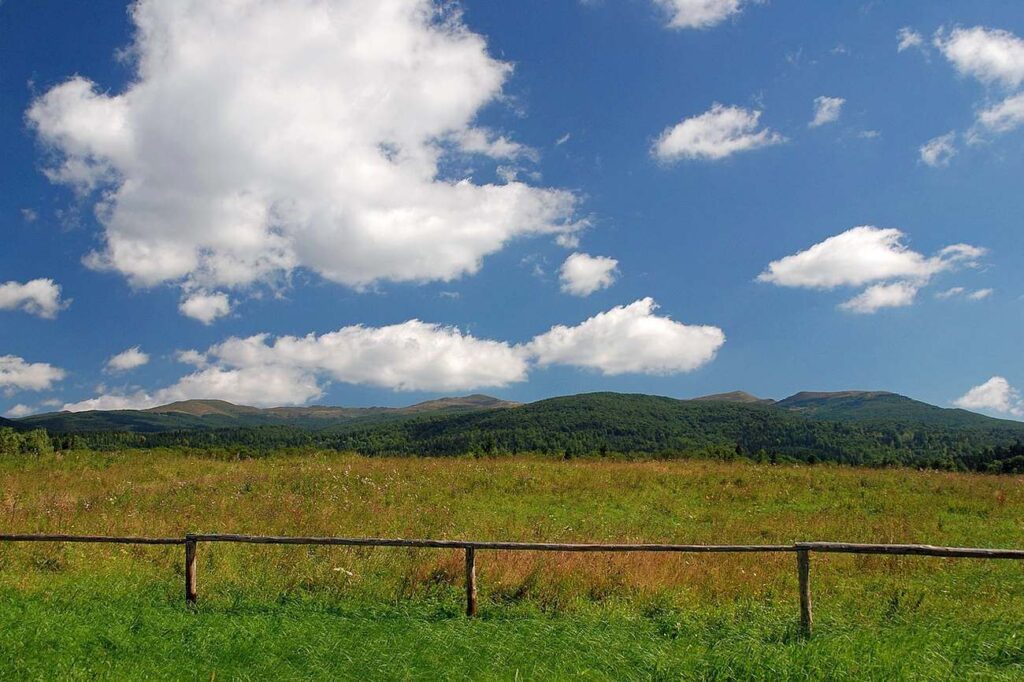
[2,449,1023,678]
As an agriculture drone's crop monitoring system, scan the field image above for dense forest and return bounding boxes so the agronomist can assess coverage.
[25,393,1024,474]
[0,427,55,457]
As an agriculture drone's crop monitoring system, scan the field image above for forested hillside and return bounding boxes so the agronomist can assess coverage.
[19,395,516,433]
[56,392,1024,473]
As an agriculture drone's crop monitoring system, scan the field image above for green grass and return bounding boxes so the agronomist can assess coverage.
[2,578,1023,680]
[2,449,1024,678]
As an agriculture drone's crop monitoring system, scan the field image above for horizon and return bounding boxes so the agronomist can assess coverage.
[11,387,1023,424]
[2,1,1022,421]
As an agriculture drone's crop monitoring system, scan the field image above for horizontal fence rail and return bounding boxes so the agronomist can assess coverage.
[191,534,797,553]
[3,533,1023,635]
[796,542,1024,560]
[0,533,182,545]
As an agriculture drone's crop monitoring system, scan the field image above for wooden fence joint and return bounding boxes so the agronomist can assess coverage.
[465,546,477,617]
[797,547,812,637]
[184,534,198,607]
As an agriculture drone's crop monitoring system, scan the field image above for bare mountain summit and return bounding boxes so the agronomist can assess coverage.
[691,391,775,405]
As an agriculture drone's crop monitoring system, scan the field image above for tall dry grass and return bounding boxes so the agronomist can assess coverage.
[1,449,1022,614]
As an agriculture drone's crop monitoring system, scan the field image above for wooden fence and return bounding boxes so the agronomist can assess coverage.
[3,533,1024,636]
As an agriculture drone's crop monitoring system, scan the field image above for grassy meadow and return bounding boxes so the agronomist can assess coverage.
[2,449,1024,679]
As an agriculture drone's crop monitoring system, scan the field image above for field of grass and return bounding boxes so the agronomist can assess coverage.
[2,449,1024,679]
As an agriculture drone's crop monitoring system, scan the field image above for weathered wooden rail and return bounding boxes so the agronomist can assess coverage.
[3,533,1024,635]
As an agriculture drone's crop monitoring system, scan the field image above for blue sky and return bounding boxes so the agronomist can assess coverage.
[1,0,1022,418]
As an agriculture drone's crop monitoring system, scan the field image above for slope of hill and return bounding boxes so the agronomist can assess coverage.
[692,391,775,405]
[0,416,28,431]
[18,390,1024,472]
[102,391,1024,473]
[775,391,1010,427]
[19,395,518,433]
[144,400,267,417]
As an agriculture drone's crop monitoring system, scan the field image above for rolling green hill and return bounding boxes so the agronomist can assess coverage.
[18,395,517,433]
[67,391,1024,473]
[0,416,27,431]
[774,390,1005,427]
[16,390,1024,473]
[691,390,775,405]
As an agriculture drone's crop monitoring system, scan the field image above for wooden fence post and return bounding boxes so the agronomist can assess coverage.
[185,536,197,606]
[465,546,477,617]
[797,547,812,636]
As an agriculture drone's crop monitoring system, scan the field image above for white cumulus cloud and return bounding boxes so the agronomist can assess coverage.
[897,28,924,53]
[839,281,919,314]
[940,286,994,301]
[954,376,1023,417]
[0,279,69,319]
[968,288,994,300]
[928,26,1024,147]
[975,92,1024,134]
[28,0,580,312]
[179,291,232,325]
[0,355,66,393]
[810,96,844,127]
[65,320,532,410]
[759,226,984,314]
[559,252,619,297]
[936,286,965,299]
[528,298,725,375]
[920,132,957,167]
[654,0,743,30]
[175,349,208,367]
[4,404,37,418]
[209,322,531,394]
[653,104,784,162]
[934,26,1024,89]
[65,300,726,409]
[758,226,981,289]
[105,346,150,373]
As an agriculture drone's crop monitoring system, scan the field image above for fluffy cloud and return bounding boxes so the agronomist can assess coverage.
[65,320,532,409]
[0,355,65,393]
[559,252,619,297]
[65,300,726,409]
[919,132,957,167]
[897,28,924,53]
[969,288,994,300]
[934,26,1024,89]
[210,322,531,393]
[105,347,150,373]
[175,349,208,367]
[935,286,965,299]
[810,96,844,127]
[954,377,1023,417]
[28,0,580,309]
[654,0,742,30]
[937,286,994,301]
[0,279,69,319]
[653,104,784,162]
[838,281,918,314]
[4,404,36,418]
[930,26,1024,144]
[528,298,724,375]
[976,92,1024,134]
[759,226,984,313]
[758,227,981,289]
[179,291,232,324]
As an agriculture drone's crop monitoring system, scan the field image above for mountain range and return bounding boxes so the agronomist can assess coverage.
[16,389,1019,434]
[17,394,516,433]
[12,389,1024,473]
